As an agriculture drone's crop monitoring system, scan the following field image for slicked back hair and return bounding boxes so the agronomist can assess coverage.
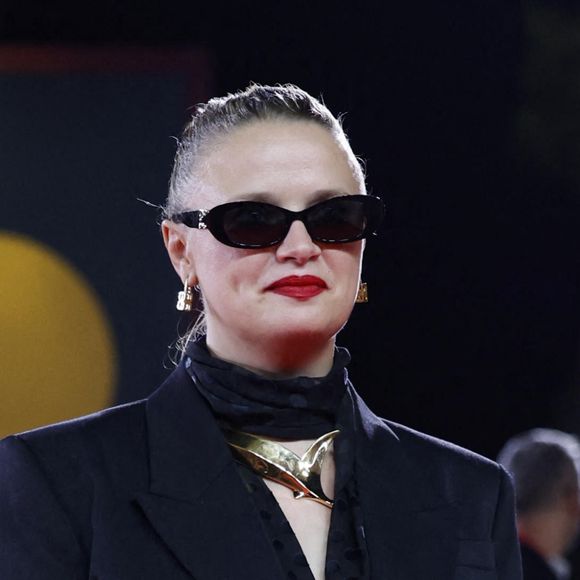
[165,83,364,219]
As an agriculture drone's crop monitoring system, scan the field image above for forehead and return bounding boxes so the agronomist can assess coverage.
[195,119,362,208]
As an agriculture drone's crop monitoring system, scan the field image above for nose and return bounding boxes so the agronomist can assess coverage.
[275,220,321,264]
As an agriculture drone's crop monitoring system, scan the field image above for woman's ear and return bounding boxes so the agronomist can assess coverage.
[161,220,196,283]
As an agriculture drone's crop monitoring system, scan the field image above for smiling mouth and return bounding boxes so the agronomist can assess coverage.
[266,275,327,300]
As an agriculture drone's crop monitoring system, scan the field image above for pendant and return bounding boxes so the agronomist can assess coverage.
[223,428,339,509]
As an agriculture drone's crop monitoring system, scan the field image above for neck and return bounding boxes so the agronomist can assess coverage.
[205,331,336,378]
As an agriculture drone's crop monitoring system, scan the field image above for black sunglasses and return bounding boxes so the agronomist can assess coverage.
[169,194,385,249]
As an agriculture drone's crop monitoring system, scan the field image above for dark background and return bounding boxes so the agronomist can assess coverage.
[1,1,579,464]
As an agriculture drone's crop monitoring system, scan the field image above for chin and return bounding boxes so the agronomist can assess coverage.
[262,314,345,344]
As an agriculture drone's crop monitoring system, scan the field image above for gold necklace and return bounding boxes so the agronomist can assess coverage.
[223,428,339,509]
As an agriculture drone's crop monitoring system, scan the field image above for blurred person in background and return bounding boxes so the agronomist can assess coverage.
[498,428,580,580]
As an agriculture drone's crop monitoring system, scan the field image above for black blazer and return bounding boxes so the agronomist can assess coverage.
[0,361,522,579]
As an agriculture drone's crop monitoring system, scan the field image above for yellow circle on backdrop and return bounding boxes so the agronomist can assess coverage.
[0,232,116,438]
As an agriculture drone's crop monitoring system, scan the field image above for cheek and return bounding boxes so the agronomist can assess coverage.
[188,236,232,291]
[193,242,267,300]
[328,245,363,289]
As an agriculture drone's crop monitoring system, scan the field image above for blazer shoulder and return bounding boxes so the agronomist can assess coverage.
[384,418,497,466]
[6,398,147,449]
[0,398,149,495]
[0,364,186,482]
[382,418,507,496]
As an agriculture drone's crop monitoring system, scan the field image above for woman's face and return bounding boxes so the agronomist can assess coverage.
[164,119,365,367]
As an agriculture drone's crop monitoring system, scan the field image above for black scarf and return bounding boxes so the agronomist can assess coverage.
[183,337,351,440]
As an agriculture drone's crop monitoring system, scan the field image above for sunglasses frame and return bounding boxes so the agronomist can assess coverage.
[169,194,385,249]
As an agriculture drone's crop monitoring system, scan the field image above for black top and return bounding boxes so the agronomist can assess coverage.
[238,465,366,579]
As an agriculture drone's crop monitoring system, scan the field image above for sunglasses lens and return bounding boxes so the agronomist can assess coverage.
[222,203,286,247]
[307,197,371,242]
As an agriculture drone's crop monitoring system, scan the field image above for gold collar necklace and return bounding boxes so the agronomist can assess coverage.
[223,428,339,509]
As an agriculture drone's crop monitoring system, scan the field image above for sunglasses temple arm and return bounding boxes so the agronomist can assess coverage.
[173,210,206,229]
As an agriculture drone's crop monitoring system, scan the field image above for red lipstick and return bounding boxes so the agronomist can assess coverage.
[266,275,327,300]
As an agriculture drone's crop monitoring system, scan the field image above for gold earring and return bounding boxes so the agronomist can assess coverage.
[355,281,368,303]
[176,277,194,311]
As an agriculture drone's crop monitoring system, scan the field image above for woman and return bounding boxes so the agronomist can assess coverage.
[0,84,522,579]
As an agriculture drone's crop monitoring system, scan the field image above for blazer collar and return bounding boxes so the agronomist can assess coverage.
[143,361,231,501]
[135,363,460,579]
[134,362,283,579]
[352,391,459,579]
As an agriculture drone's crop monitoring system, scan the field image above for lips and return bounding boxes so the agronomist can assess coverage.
[266,275,327,300]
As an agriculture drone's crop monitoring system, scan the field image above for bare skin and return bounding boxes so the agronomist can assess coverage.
[263,439,335,580]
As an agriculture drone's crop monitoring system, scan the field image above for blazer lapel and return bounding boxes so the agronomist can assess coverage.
[134,363,282,579]
[352,393,459,579]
